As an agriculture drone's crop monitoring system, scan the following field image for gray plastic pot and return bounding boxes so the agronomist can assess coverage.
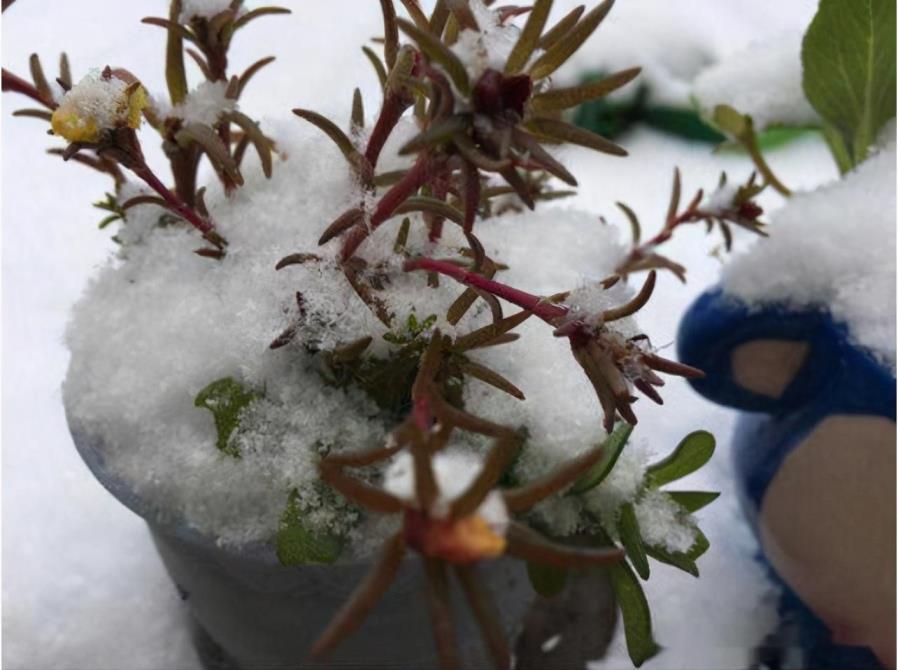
[68,419,617,669]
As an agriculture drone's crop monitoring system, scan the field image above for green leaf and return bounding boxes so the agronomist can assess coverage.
[526,561,568,598]
[397,17,470,94]
[667,490,720,513]
[504,0,553,75]
[570,422,633,493]
[609,559,661,667]
[712,104,752,141]
[276,490,343,565]
[646,430,715,488]
[801,0,896,168]
[194,377,261,458]
[526,117,627,156]
[528,0,614,81]
[619,502,650,580]
[165,0,188,105]
[644,528,709,578]
[529,67,641,112]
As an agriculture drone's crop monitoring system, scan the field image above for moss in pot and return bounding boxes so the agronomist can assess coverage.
[0,0,766,667]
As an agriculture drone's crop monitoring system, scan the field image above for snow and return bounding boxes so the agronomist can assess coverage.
[692,30,820,130]
[384,450,509,531]
[157,81,237,126]
[633,489,697,554]
[52,70,130,132]
[723,122,897,367]
[451,0,522,81]
[559,0,818,108]
[2,1,848,669]
[179,0,235,23]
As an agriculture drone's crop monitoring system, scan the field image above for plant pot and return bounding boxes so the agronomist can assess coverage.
[677,288,895,669]
[68,415,618,669]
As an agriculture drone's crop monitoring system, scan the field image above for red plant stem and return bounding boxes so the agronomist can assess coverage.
[131,164,219,239]
[365,94,408,169]
[618,195,710,269]
[404,256,568,323]
[2,68,55,108]
[341,154,436,260]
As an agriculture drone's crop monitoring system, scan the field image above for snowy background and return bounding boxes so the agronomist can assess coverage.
[2,1,840,668]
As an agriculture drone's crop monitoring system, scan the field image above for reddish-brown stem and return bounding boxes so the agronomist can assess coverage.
[131,164,222,242]
[616,191,710,273]
[365,93,409,169]
[404,256,568,323]
[2,68,56,108]
[341,154,436,260]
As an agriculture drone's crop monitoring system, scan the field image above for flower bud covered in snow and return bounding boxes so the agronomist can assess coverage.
[51,69,147,144]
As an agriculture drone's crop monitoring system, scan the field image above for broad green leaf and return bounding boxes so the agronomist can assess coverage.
[619,502,650,580]
[276,490,343,565]
[667,491,720,513]
[802,0,896,168]
[646,430,715,488]
[194,377,261,458]
[526,560,568,598]
[571,422,633,493]
[610,559,661,667]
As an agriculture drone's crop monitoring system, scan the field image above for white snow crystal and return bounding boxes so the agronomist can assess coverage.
[180,0,235,22]
[633,488,697,554]
[583,440,649,528]
[451,0,522,81]
[169,81,236,126]
[384,450,509,531]
[722,122,896,367]
[692,30,820,130]
[64,113,634,548]
[55,71,129,130]
[703,182,739,216]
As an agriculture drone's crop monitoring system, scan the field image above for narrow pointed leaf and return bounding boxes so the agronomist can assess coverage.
[237,56,275,97]
[529,66,641,111]
[528,0,614,80]
[609,559,660,667]
[59,52,72,88]
[537,5,584,50]
[228,110,274,177]
[619,502,650,580]
[28,54,51,100]
[667,490,720,513]
[165,0,188,104]
[233,6,291,30]
[571,422,632,493]
[505,0,552,73]
[397,17,470,94]
[527,117,627,156]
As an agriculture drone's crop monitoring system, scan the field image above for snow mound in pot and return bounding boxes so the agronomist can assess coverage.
[63,118,636,548]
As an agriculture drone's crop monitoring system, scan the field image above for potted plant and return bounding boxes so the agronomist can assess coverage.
[3,1,767,667]
[678,1,896,667]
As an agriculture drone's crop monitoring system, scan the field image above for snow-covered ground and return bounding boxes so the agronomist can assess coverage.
[2,1,838,668]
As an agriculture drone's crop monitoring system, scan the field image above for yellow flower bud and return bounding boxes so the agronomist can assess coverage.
[50,72,148,143]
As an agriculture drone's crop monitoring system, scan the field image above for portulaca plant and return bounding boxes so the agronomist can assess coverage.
[0,0,785,666]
